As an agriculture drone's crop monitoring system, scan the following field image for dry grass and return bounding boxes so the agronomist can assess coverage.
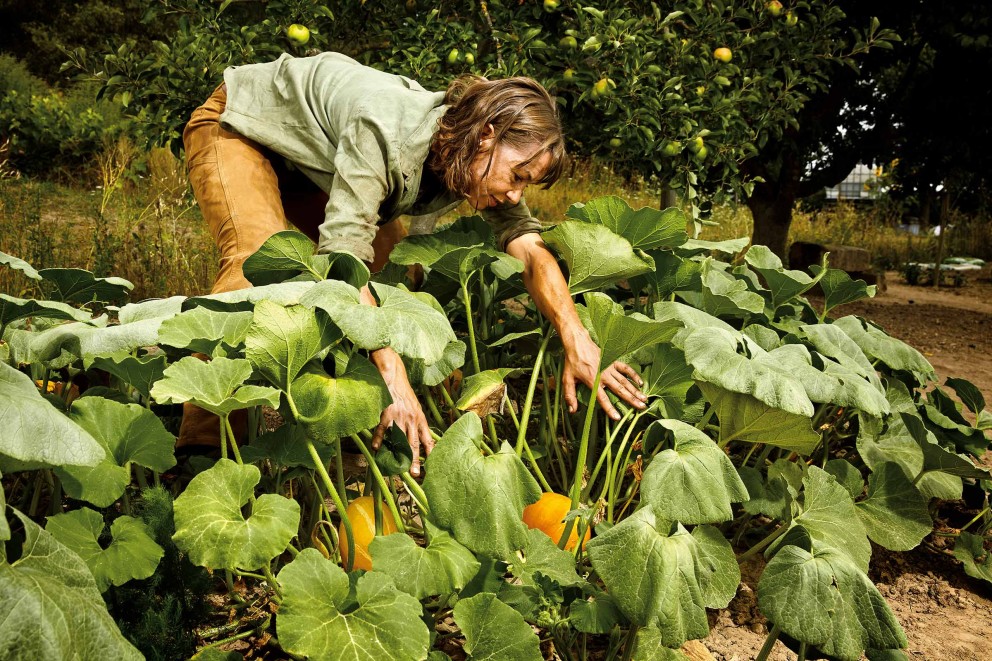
[2,149,988,301]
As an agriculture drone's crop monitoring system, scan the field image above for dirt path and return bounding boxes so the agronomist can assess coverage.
[704,267,992,660]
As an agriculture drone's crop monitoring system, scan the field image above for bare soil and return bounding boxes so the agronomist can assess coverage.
[704,266,992,660]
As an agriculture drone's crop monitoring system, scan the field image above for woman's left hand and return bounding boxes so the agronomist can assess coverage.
[561,327,648,421]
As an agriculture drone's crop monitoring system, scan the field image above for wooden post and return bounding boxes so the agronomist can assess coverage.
[933,190,949,289]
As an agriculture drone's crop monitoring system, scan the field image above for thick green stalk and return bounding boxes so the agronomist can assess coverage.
[334,437,347,507]
[306,440,355,571]
[755,624,782,661]
[515,328,553,456]
[423,387,445,428]
[460,279,482,374]
[737,523,788,562]
[400,472,431,517]
[558,369,604,549]
[349,434,406,533]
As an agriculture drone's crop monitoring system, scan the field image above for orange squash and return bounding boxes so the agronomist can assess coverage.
[522,492,590,551]
[338,495,398,571]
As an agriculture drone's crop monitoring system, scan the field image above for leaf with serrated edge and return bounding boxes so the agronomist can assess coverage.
[89,352,167,399]
[789,466,872,573]
[150,356,280,416]
[543,221,655,294]
[586,508,713,647]
[172,459,300,570]
[508,528,584,588]
[0,509,143,660]
[277,548,429,661]
[422,413,541,559]
[581,292,681,367]
[369,522,480,600]
[302,280,455,364]
[758,544,906,660]
[45,508,163,592]
[566,196,688,250]
[641,419,748,524]
[56,397,176,507]
[158,307,253,356]
[855,462,931,551]
[453,592,543,661]
[291,356,390,442]
[245,300,340,391]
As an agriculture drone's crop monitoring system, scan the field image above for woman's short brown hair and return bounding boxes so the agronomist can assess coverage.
[429,76,566,198]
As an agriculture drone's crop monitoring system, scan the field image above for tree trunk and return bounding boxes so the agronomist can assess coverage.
[748,182,798,262]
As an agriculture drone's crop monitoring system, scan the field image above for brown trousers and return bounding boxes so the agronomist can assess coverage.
[178,84,406,448]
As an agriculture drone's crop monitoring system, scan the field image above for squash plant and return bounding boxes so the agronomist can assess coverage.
[1,194,990,660]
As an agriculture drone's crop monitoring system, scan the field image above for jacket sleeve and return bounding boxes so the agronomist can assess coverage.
[480,197,543,252]
[316,116,396,263]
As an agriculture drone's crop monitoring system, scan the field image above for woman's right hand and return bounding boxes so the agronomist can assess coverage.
[370,346,434,477]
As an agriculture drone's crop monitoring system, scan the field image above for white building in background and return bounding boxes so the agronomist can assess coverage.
[824,163,882,201]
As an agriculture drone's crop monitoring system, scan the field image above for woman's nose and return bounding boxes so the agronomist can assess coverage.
[506,188,523,204]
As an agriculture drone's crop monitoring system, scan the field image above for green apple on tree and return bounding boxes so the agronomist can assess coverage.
[447,48,460,65]
[543,0,559,11]
[559,35,578,50]
[662,141,682,156]
[563,68,576,82]
[688,136,705,153]
[785,10,798,26]
[766,0,784,17]
[609,137,622,149]
[286,24,310,46]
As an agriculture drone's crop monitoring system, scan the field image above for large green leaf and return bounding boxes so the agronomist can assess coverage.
[89,352,167,399]
[241,230,327,285]
[302,280,455,364]
[788,466,872,573]
[761,343,888,417]
[117,295,185,324]
[678,259,765,318]
[186,281,318,312]
[404,339,467,387]
[586,508,734,646]
[857,411,963,501]
[833,316,935,386]
[0,250,41,280]
[290,356,390,442]
[640,419,749,524]
[953,531,992,584]
[277,548,429,661]
[0,508,143,660]
[0,361,104,467]
[507,528,584,588]
[901,412,990,480]
[39,267,133,305]
[684,327,813,417]
[810,265,877,319]
[45,508,163,592]
[55,397,176,507]
[855,462,931,551]
[801,323,883,388]
[0,293,92,330]
[453,592,543,661]
[150,356,280,417]
[245,300,340,391]
[369,522,480,600]
[678,237,750,256]
[945,377,986,416]
[158,306,254,356]
[580,292,680,367]
[629,627,691,660]
[172,459,300,570]
[422,413,541,559]
[7,315,165,369]
[700,382,820,454]
[628,251,702,301]
[745,245,825,308]
[542,221,655,294]
[639,344,694,418]
[565,197,688,250]
[758,544,906,660]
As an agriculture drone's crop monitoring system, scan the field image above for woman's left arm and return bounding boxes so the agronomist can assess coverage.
[505,233,647,420]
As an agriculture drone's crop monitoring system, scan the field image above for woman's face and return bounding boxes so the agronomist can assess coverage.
[464,126,552,211]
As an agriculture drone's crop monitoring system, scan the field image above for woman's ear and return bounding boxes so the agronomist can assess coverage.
[479,123,496,150]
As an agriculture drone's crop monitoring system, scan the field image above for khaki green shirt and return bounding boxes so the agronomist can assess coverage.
[221,52,541,263]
